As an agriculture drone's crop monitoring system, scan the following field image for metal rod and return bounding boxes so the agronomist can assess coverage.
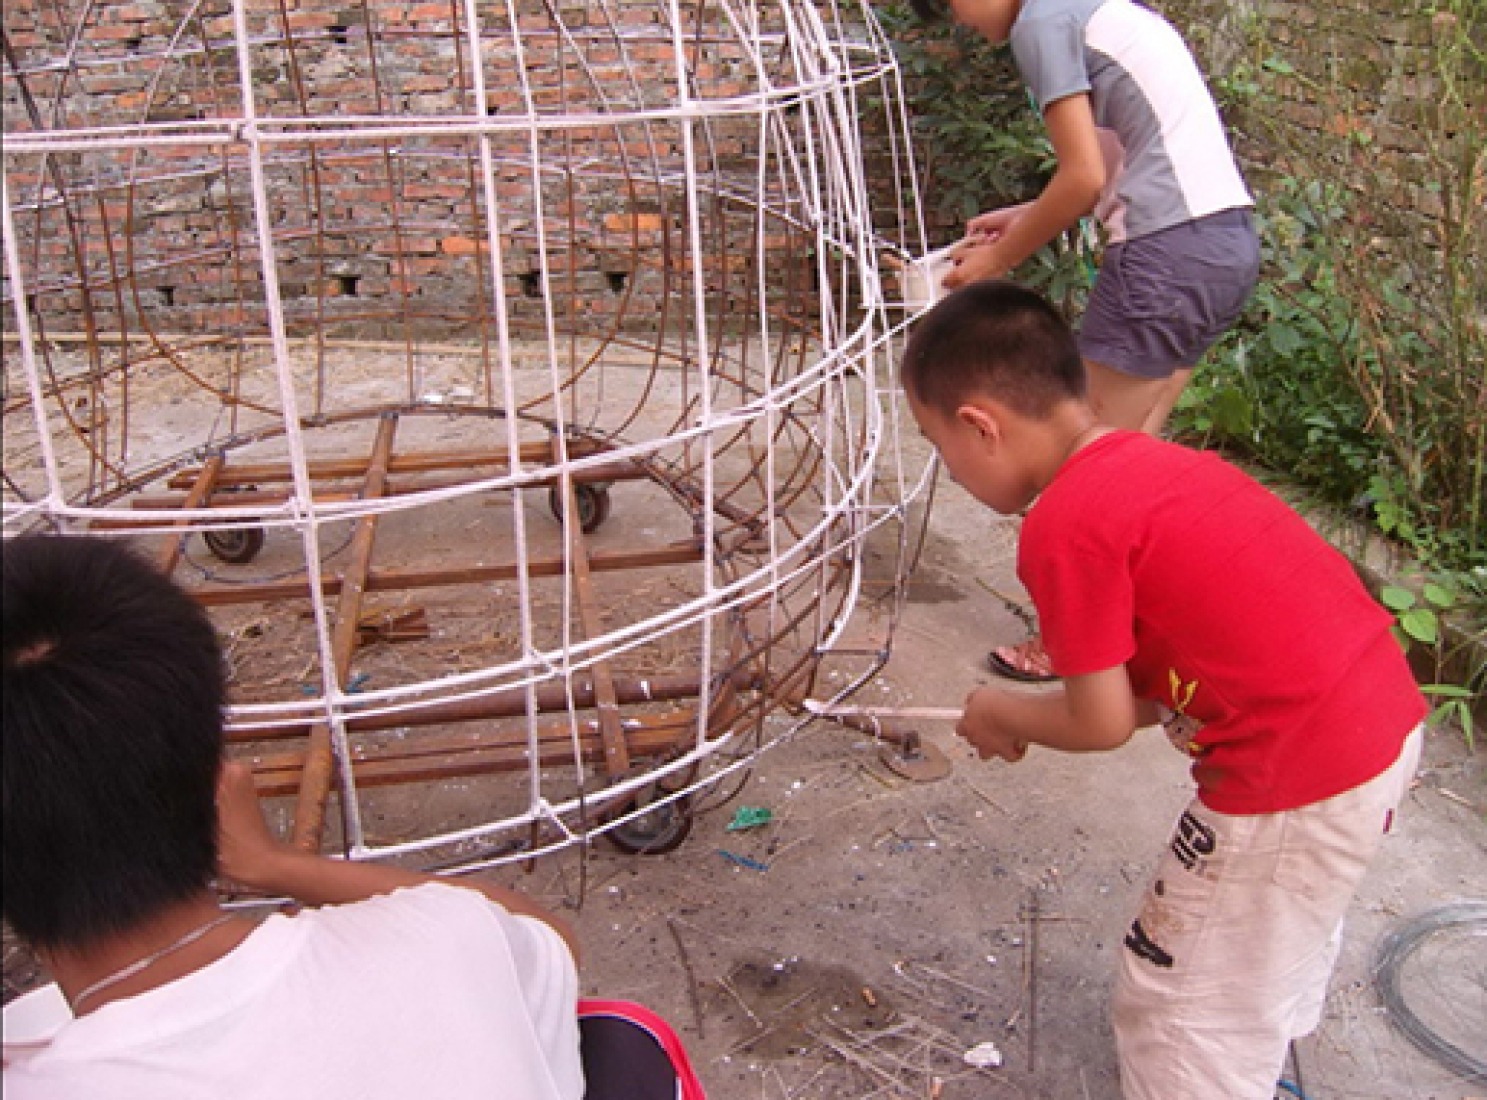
[802,701,961,722]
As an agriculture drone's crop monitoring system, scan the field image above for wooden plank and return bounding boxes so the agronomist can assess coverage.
[156,454,223,575]
[133,458,647,513]
[559,466,630,777]
[292,415,398,851]
[166,439,611,489]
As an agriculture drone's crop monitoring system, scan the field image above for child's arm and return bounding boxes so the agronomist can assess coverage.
[943,93,1107,289]
[955,665,1140,762]
[215,762,582,962]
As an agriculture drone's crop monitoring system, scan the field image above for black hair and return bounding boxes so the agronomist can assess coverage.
[2,534,226,951]
[901,279,1086,418]
[908,0,951,22]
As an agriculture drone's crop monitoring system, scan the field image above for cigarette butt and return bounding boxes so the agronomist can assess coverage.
[861,986,877,1008]
[930,1077,944,1099]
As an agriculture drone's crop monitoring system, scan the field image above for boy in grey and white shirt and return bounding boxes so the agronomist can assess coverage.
[912,0,1260,685]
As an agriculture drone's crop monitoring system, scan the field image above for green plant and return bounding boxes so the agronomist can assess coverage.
[1382,582,1456,651]
[1423,683,1477,753]
[1174,178,1380,506]
[873,4,1048,222]
[1381,581,1482,750]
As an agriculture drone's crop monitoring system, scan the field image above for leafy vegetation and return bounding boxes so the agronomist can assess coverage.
[872,5,1047,222]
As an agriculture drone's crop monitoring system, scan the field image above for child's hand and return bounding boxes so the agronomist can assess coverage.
[966,205,1022,241]
[216,761,288,890]
[947,202,1034,288]
[956,688,1030,763]
[943,240,1004,290]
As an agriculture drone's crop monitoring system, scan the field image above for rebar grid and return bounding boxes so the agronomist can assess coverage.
[2,0,934,868]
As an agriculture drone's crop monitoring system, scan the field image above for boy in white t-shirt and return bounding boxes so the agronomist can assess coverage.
[2,534,584,1100]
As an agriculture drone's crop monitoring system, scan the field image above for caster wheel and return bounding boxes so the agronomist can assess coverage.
[549,482,612,534]
[203,525,265,564]
[606,788,693,855]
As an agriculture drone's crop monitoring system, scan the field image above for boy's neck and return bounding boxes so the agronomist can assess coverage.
[1019,400,1111,496]
[42,893,249,1017]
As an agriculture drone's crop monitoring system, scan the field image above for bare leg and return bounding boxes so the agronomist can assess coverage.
[1140,367,1193,437]
[1085,359,1185,436]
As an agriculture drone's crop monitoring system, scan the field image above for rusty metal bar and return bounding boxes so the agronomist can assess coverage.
[230,670,705,741]
[249,712,692,797]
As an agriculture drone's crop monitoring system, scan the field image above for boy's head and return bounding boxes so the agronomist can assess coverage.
[2,534,226,953]
[910,0,1022,44]
[901,280,1087,512]
[902,279,1086,416]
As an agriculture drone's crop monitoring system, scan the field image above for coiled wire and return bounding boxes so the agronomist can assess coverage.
[1372,901,1487,1082]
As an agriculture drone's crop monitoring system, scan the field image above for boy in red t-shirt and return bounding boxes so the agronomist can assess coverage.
[901,280,1425,1098]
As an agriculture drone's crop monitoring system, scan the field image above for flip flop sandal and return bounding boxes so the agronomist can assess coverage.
[985,644,1058,683]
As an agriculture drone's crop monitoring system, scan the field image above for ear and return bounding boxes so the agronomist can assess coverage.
[955,400,1003,445]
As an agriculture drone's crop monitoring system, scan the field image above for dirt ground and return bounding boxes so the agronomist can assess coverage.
[503,454,1487,1100]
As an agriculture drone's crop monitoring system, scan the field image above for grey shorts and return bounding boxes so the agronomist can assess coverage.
[1079,208,1260,380]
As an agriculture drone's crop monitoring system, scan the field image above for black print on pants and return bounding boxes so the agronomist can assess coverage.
[1171,810,1216,871]
[1125,918,1174,968]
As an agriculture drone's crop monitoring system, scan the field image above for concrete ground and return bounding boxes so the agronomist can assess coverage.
[509,454,1487,1099]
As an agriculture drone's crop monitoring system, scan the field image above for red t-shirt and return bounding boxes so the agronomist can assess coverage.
[1020,432,1425,813]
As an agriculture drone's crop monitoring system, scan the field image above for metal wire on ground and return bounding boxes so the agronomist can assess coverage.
[1372,900,1487,1083]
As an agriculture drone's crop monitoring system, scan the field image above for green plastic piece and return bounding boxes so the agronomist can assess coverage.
[726,806,774,831]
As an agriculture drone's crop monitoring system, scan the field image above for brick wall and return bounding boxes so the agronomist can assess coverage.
[13,0,1465,343]
[1159,0,1482,245]
[1,1,836,342]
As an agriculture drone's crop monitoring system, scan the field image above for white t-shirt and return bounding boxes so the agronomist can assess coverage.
[1011,0,1253,242]
[3,883,583,1100]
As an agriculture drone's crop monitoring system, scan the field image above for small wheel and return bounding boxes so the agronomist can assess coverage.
[606,789,693,855]
[203,525,265,564]
[548,482,613,534]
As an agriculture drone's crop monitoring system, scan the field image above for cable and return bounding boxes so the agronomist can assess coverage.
[1372,901,1487,1083]
[1284,1036,1308,1099]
